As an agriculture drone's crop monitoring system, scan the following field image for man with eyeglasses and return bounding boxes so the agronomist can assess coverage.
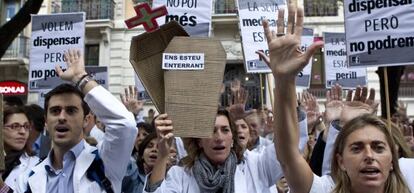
[0,49,137,193]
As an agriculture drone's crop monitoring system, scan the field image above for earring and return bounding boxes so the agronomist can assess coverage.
[231,142,234,148]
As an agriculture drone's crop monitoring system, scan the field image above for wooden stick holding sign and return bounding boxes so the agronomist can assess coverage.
[260,74,264,107]
[267,75,274,109]
[0,94,4,172]
[383,67,392,129]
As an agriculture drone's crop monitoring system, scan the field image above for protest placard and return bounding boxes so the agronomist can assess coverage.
[134,75,151,101]
[152,0,212,37]
[29,12,85,91]
[164,37,226,138]
[36,66,107,108]
[237,0,286,73]
[296,28,314,88]
[86,66,109,89]
[344,0,414,67]
[324,32,367,88]
[0,94,4,171]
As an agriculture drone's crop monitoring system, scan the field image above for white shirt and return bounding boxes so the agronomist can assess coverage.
[252,118,309,154]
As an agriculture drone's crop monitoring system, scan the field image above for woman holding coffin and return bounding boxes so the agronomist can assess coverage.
[144,108,290,193]
[266,2,412,193]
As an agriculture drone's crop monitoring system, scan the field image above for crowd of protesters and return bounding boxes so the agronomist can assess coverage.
[1,2,414,193]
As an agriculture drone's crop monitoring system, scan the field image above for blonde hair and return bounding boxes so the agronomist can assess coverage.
[331,114,410,193]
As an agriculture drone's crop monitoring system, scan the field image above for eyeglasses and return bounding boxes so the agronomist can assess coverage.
[4,123,31,131]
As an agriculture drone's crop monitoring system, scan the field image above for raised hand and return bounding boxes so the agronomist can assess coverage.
[154,114,174,159]
[264,3,323,80]
[227,79,249,120]
[255,50,270,66]
[324,84,344,124]
[301,91,321,129]
[55,49,87,83]
[150,113,174,185]
[341,86,378,124]
[120,85,145,116]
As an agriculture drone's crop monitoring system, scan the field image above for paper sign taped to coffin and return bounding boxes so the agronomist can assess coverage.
[162,53,205,70]
[0,94,4,171]
[129,21,189,113]
[164,37,226,138]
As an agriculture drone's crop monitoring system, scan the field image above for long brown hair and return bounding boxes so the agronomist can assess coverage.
[331,114,410,193]
[181,108,244,169]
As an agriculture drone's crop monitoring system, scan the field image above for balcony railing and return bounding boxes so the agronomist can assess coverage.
[3,36,30,59]
[52,0,115,20]
[214,0,237,14]
[399,84,414,97]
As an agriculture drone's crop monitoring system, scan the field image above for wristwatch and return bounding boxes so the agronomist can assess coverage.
[76,73,94,91]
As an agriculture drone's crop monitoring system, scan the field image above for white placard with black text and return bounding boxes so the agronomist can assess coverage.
[29,12,85,91]
[324,32,367,89]
[152,0,212,37]
[162,53,205,70]
[344,0,414,67]
[237,0,286,73]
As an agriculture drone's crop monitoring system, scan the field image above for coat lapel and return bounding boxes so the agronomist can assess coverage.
[27,162,47,193]
[73,144,96,192]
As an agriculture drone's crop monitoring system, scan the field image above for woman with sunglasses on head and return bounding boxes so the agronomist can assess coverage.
[1,106,39,191]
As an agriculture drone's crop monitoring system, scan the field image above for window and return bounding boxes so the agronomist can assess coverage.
[3,0,19,22]
[221,64,266,109]
[399,65,414,97]
[310,48,325,86]
[308,46,327,98]
[133,0,152,5]
[85,45,99,66]
[215,0,236,14]
[304,0,338,17]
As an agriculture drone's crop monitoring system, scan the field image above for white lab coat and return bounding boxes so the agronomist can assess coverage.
[16,86,137,193]
[4,153,39,191]
[252,116,308,154]
[144,144,282,193]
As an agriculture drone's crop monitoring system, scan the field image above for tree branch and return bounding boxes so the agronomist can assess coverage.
[0,0,44,59]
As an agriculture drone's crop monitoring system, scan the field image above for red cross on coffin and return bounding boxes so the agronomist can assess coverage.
[124,3,167,32]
